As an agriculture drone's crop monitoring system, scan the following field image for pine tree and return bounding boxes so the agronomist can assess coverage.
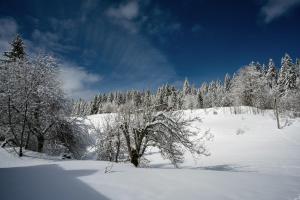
[133,91,142,108]
[155,88,163,105]
[277,53,296,96]
[295,58,300,79]
[255,62,262,72]
[224,74,231,92]
[183,78,191,95]
[286,62,297,91]
[168,90,178,110]
[90,95,99,114]
[261,64,267,75]
[115,92,124,106]
[197,90,203,108]
[266,59,277,89]
[3,34,26,61]
[143,90,152,108]
[108,92,114,103]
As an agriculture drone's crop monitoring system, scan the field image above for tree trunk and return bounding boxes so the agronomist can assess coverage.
[274,98,280,129]
[19,102,28,157]
[37,135,44,153]
[25,132,31,149]
[130,149,139,167]
[19,146,23,157]
[115,140,120,163]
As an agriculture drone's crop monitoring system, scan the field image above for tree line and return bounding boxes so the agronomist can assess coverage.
[73,54,300,116]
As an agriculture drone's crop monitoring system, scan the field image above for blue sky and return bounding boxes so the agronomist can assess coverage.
[0,0,300,99]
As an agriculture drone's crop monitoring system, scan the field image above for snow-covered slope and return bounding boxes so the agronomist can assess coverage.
[1,107,300,200]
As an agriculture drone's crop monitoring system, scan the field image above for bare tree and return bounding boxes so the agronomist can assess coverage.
[95,116,124,162]
[98,104,211,167]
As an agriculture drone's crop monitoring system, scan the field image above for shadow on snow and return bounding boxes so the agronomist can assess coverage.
[149,163,255,172]
[0,164,110,200]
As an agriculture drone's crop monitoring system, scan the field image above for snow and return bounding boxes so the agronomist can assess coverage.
[1,107,300,200]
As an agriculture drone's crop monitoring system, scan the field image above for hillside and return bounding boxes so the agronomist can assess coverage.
[1,107,300,200]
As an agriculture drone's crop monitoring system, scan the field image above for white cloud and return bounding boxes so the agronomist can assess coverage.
[106,1,139,20]
[59,62,102,99]
[261,0,300,23]
[0,17,18,53]
[105,1,140,33]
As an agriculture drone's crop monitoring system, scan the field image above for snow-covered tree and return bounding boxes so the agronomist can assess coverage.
[168,90,178,110]
[90,95,99,114]
[3,34,26,61]
[296,58,300,78]
[277,53,296,96]
[266,59,277,89]
[0,36,90,157]
[231,64,269,108]
[183,94,197,109]
[183,78,191,95]
[98,104,211,167]
[222,74,233,106]
[196,90,204,108]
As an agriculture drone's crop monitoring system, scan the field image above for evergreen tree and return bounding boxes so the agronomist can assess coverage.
[255,62,262,72]
[133,91,142,108]
[156,87,164,105]
[197,90,203,108]
[168,90,178,110]
[266,59,277,89]
[3,34,26,61]
[108,92,114,103]
[278,53,296,95]
[261,64,267,75]
[90,95,99,114]
[183,78,191,95]
[143,90,152,108]
[224,74,231,92]
[295,58,300,79]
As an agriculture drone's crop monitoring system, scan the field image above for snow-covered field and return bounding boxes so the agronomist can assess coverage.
[1,107,300,200]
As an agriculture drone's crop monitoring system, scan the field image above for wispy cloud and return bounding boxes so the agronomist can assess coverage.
[106,1,139,20]
[140,6,182,38]
[103,33,176,90]
[261,0,300,23]
[31,29,78,53]
[85,1,178,90]
[0,17,18,53]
